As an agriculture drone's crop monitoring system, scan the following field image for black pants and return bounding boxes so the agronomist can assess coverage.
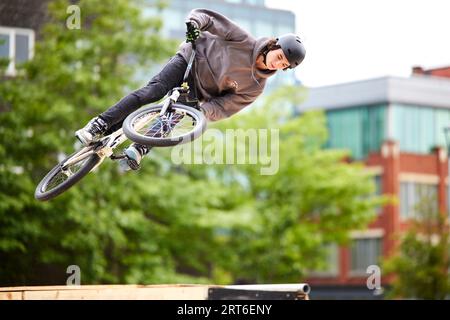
[100,53,198,130]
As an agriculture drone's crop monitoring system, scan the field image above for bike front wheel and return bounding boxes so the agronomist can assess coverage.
[122,103,207,147]
[35,148,101,201]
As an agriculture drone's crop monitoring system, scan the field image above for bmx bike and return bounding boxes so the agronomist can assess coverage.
[35,28,206,201]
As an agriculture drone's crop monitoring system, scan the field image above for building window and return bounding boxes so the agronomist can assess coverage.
[350,237,382,275]
[0,26,34,76]
[0,34,9,58]
[326,105,386,160]
[371,175,383,215]
[400,182,438,220]
[374,175,382,195]
[391,104,450,155]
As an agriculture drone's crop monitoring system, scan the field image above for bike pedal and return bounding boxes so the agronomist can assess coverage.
[127,158,141,171]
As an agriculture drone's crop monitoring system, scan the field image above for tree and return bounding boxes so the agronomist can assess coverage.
[383,191,450,299]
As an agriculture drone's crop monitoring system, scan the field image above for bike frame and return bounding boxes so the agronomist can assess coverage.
[62,127,128,174]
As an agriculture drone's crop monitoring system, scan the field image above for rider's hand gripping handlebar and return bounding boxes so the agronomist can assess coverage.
[185,20,200,45]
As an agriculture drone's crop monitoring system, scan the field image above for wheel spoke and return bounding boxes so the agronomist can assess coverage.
[44,156,89,192]
[127,105,204,145]
[62,168,74,177]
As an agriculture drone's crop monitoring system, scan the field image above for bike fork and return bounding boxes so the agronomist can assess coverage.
[159,90,180,116]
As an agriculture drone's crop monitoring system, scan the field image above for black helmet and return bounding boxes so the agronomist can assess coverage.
[276,34,306,69]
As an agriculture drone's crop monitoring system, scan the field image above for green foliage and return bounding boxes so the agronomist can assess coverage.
[0,0,387,286]
[383,193,450,299]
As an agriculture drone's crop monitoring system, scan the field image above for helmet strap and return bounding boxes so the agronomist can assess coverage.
[262,49,269,68]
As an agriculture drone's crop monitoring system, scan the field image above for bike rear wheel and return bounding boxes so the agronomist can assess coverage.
[122,103,207,147]
[35,149,101,201]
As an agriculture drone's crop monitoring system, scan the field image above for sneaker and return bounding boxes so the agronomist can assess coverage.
[75,116,109,146]
[118,144,150,171]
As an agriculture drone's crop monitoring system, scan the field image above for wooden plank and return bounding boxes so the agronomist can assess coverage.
[0,291,23,300]
[0,284,139,292]
[0,284,208,292]
[23,286,209,300]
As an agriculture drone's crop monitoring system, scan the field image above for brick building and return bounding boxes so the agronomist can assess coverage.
[300,69,450,299]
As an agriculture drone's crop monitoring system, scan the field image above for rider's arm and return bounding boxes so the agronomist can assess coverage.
[200,92,260,122]
[187,8,250,42]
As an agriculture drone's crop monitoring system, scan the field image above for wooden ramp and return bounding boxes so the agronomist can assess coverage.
[0,283,310,300]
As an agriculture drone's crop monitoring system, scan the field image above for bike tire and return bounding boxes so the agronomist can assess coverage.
[34,151,101,201]
[122,103,207,147]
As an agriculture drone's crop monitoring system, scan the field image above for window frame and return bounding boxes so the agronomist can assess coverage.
[349,232,383,277]
[399,178,439,220]
[0,26,35,76]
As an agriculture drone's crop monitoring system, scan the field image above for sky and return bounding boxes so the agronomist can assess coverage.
[265,0,450,87]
